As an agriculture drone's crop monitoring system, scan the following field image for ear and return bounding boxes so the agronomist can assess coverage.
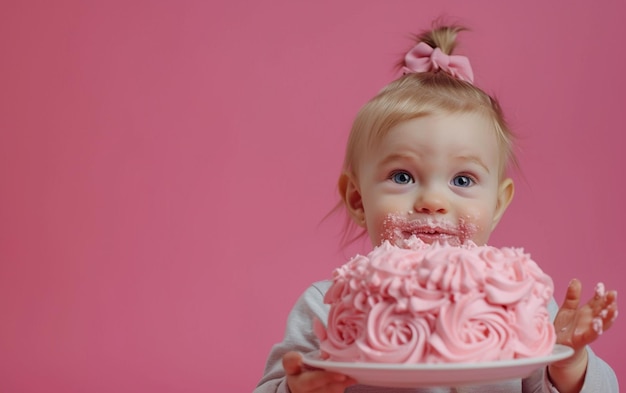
[338,173,366,227]
[491,177,514,230]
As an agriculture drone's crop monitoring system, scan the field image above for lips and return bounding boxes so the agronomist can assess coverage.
[402,227,461,246]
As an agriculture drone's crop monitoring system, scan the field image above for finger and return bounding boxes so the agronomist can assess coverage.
[282,352,303,376]
[590,282,609,307]
[298,370,354,390]
[587,286,617,316]
[598,293,618,332]
[600,304,618,332]
[573,297,618,345]
[605,290,618,308]
[561,279,582,311]
[283,352,356,392]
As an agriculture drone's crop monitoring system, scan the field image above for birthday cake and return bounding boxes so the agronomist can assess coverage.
[314,237,556,363]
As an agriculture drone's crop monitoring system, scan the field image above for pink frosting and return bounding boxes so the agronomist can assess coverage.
[316,237,556,363]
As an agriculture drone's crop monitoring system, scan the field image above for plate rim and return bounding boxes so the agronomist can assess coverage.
[302,344,574,372]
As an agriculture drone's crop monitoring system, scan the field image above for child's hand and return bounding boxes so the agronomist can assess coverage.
[553,279,618,350]
[548,279,618,392]
[282,351,357,393]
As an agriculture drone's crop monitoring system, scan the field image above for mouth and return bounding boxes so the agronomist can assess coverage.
[401,226,461,246]
[382,214,471,247]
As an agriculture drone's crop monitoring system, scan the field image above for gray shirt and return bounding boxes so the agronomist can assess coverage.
[254,281,618,393]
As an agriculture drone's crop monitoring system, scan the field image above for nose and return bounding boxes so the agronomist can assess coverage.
[414,188,449,214]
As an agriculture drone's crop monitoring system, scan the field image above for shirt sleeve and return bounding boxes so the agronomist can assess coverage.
[253,282,331,393]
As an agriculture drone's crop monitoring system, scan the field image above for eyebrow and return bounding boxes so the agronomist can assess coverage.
[378,152,418,167]
[455,155,491,174]
[379,153,491,174]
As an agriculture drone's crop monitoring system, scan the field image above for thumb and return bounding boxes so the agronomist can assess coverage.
[561,279,582,310]
[282,351,303,376]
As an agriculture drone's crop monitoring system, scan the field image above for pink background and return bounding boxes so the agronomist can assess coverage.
[1,1,625,391]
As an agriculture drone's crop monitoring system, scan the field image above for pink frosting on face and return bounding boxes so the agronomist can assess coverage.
[316,237,556,363]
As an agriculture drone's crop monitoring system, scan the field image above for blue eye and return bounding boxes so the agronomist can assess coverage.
[390,171,414,184]
[452,175,473,187]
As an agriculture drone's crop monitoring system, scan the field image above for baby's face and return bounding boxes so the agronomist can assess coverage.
[355,112,512,246]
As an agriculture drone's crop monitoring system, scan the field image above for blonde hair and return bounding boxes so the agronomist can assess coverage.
[338,25,517,244]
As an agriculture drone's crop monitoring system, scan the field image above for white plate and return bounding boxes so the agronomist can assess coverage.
[302,344,574,388]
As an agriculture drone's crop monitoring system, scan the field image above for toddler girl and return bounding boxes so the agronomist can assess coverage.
[254,24,618,393]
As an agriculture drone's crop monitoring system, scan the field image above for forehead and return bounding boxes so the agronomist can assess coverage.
[376,112,498,154]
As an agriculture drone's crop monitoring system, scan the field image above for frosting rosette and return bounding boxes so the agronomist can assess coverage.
[427,292,515,362]
[510,295,556,357]
[315,237,556,364]
[418,242,487,294]
[359,300,432,363]
[316,300,365,361]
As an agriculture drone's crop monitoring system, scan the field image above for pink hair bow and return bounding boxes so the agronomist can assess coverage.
[402,42,474,83]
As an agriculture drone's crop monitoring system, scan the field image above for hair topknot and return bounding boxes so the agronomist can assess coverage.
[416,25,467,55]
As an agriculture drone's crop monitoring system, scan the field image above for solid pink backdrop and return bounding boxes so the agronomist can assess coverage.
[1,1,625,391]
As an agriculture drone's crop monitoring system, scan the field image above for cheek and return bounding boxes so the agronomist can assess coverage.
[364,204,407,246]
[364,194,406,223]
[366,213,390,246]
[458,207,494,244]
[459,206,486,223]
